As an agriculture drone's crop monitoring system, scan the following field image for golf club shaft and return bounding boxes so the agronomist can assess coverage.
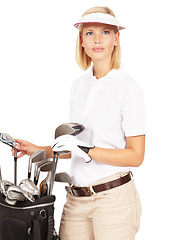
[14,148,17,185]
[0,166,2,180]
[49,152,58,195]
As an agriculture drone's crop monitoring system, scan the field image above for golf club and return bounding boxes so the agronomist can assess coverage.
[0,133,18,185]
[49,123,85,195]
[39,163,54,196]
[40,161,53,172]
[6,185,36,203]
[55,122,85,139]
[28,149,46,179]
[19,179,40,196]
[33,158,50,185]
[0,180,14,196]
[5,197,17,205]
[44,172,72,198]
[0,166,2,181]
[55,172,72,185]
[6,185,26,202]
[33,158,50,183]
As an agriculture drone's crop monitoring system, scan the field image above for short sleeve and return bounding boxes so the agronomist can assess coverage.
[121,85,146,137]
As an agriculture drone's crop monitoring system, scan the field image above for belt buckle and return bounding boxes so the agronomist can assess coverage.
[70,187,74,196]
[69,186,96,196]
[69,184,75,196]
[86,186,96,196]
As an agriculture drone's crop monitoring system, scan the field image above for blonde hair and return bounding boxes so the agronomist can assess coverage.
[75,6,121,70]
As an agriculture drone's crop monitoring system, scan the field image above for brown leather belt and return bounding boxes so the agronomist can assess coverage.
[65,172,133,197]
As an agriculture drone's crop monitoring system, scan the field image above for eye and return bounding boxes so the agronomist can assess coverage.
[86,31,93,36]
[102,30,110,35]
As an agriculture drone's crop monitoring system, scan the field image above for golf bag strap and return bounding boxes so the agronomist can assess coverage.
[29,219,41,240]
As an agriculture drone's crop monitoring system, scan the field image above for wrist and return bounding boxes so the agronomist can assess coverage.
[88,146,95,157]
[78,145,95,154]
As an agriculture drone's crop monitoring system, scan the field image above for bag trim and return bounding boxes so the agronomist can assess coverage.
[0,201,54,210]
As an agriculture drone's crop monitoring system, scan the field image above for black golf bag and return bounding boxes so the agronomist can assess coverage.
[0,193,59,240]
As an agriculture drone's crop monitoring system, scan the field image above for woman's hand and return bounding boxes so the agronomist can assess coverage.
[51,135,95,163]
[12,139,40,159]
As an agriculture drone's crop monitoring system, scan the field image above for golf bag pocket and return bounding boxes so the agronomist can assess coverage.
[0,194,56,240]
[0,217,30,240]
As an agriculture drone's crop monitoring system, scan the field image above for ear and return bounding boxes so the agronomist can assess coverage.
[114,31,120,46]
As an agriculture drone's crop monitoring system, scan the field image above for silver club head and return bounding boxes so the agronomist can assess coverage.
[55,172,72,185]
[40,161,53,172]
[34,158,50,185]
[6,185,26,202]
[0,180,14,196]
[28,150,46,179]
[22,191,35,202]
[7,185,36,203]
[33,159,50,180]
[55,123,85,139]
[19,179,40,196]
[5,197,17,205]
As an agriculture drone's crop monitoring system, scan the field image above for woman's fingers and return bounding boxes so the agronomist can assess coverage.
[11,139,40,158]
[17,151,27,159]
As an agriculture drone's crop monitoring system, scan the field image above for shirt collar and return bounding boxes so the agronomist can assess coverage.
[89,65,125,80]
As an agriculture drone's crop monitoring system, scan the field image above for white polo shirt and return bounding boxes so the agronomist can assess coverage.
[69,66,146,186]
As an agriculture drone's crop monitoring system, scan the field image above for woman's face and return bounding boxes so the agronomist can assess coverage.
[81,23,119,65]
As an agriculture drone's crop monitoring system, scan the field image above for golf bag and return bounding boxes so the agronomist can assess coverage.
[0,194,59,240]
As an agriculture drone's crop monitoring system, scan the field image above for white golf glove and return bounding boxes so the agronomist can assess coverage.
[51,135,95,163]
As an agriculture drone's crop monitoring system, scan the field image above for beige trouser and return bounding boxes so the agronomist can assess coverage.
[59,172,142,240]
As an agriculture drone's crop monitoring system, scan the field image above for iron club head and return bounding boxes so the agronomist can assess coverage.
[55,172,72,185]
[33,158,50,185]
[0,180,14,196]
[19,179,40,196]
[28,149,46,179]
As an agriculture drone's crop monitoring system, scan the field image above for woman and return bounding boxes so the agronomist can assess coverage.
[14,6,146,240]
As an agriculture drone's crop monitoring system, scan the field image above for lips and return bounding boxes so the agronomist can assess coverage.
[92,47,104,52]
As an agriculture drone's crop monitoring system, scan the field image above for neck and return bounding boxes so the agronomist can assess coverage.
[93,60,112,79]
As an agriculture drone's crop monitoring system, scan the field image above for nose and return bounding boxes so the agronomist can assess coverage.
[94,34,101,44]
[95,40,100,44]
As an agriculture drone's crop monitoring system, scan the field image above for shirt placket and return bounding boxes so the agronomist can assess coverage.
[84,83,98,117]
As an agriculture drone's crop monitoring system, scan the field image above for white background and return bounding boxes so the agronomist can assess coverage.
[0,0,190,239]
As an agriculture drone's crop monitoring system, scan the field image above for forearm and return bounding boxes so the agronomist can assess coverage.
[88,147,145,167]
[49,135,145,165]
[39,146,53,158]
[39,145,71,159]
